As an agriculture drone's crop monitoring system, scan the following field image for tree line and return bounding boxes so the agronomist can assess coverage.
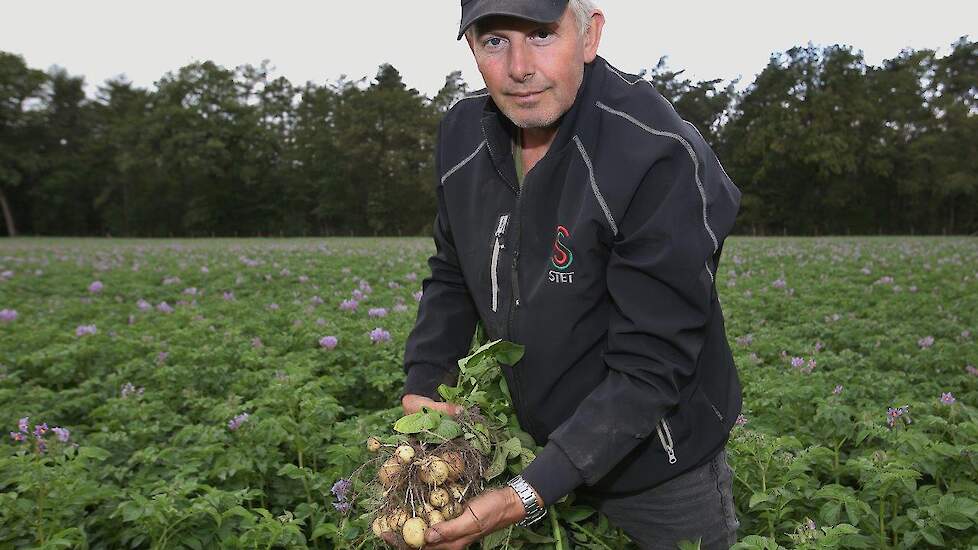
[1,37,975,237]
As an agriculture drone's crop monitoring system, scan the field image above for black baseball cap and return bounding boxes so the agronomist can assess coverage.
[457,0,569,40]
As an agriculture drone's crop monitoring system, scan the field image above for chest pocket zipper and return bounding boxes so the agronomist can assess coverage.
[656,418,677,464]
[490,214,510,312]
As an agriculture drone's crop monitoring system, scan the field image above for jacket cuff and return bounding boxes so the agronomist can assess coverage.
[402,364,452,400]
[520,441,584,506]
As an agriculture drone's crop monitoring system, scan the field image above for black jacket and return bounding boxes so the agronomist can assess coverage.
[402,55,743,505]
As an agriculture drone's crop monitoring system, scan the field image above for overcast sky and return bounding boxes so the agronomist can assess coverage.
[3,1,975,99]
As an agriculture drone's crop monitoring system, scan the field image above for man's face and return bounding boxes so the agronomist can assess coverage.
[466,7,602,129]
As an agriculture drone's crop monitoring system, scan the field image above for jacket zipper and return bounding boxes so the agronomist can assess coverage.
[656,418,677,464]
[490,214,510,312]
[481,119,529,434]
[506,174,527,433]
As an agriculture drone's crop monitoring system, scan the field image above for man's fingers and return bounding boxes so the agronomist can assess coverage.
[428,401,463,416]
[402,394,462,416]
[424,510,479,546]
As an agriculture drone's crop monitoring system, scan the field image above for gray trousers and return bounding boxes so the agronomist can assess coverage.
[580,448,740,550]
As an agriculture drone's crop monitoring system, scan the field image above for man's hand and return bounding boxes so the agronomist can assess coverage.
[402,394,463,416]
[423,486,527,550]
[375,486,535,549]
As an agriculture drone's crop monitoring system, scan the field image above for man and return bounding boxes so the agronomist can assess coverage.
[400,1,743,548]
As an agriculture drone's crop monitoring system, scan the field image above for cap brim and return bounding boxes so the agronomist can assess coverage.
[457,0,568,40]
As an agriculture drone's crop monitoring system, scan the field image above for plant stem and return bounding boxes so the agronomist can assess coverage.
[550,507,564,550]
[761,462,774,539]
[571,522,615,550]
[878,496,885,549]
[297,446,314,508]
[833,436,848,485]
[891,493,899,547]
[878,485,890,550]
[35,483,46,544]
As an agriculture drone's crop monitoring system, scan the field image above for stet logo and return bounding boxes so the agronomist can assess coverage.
[549,225,575,284]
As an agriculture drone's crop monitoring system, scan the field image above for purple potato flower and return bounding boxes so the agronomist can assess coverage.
[368,307,388,318]
[918,335,934,349]
[413,290,423,302]
[75,324,97,337]
[319,335,338,349]
[10,431,25,442]
[0,309,17,323]
[228,412,250,431]
[52,427,70,442]
[33,422,48,437]
[369,327,391,344]
[331,478,352,500]
[18,417,29,433]
[940,392,956,405]
[333,500,352,513]
[833,384,844,395]
[157,301,174,314]
[137,299,151,311]
[790,356,805,368]
[886,405,912,429]
[88,280,103,293]
[340,299,358,311]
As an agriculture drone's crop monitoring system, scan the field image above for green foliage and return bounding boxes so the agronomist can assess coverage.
[1,236,977,549]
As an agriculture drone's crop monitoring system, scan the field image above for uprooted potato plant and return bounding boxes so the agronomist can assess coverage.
[335,338,636,549]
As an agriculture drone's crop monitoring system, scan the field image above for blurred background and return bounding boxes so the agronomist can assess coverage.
[1,0,976,238]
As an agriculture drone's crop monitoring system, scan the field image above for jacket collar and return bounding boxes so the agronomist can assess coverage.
[480,55,608,192]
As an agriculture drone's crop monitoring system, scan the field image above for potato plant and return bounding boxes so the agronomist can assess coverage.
[0,236,975,549]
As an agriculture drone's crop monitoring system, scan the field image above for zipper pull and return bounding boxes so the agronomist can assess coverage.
[495,214,509,249]
[666,447,677,464]
[495,214,509,237]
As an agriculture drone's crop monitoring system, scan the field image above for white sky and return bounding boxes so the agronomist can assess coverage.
[3,0,975,99]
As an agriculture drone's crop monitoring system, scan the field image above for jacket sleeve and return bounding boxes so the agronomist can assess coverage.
[402,121,480,400]
[521,129,741,505]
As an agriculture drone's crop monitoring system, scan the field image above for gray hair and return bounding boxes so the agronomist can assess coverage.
[465,0,598,42]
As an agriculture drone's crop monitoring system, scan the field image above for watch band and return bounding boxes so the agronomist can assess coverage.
[507,475,546,527]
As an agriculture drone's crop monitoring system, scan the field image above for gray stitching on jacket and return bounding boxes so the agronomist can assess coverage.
[572,135,618,237]
[595,100,718,283]
[684,120,735,187]
[606,64,736,187]
[448,91,490,111]
[441,140,486,185]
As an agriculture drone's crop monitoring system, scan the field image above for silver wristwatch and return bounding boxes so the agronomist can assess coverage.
[507,475,546,527]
